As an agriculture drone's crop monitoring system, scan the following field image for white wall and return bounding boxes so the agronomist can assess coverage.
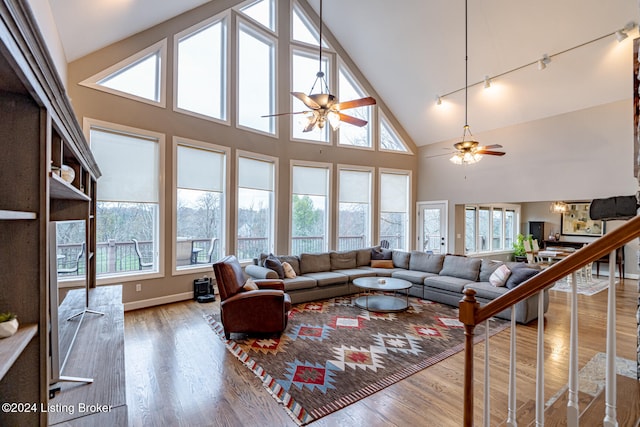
[26,0,67,85]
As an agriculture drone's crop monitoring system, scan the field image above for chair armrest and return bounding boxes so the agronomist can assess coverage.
[245,264,279,279]
[254,279,285,291]
[221,289,285,311]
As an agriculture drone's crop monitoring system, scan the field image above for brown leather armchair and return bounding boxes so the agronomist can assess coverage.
[212,255,292,339]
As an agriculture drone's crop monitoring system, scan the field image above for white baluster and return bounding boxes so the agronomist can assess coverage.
[484,320,490,427]
[603,250,618,427]
[567,271,579,426]
[536,290,545,426]
[506,306,517,427]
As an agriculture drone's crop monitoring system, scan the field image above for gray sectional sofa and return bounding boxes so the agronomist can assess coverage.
[245,247,548,324]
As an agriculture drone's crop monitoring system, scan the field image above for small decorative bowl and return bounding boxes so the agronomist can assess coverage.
[377,278,386,284]
[60,165,75,183]
[0,318,19,338]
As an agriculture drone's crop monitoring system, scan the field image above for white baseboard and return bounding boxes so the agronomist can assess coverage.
[124,291,193,311]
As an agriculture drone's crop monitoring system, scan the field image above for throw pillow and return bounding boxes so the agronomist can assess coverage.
[243,278,259,291]
[370,259,394,268]
[282,261,297,278]
[489,264,511,287]
[505,267,539,289]
[371,247,392,260]
[264,255,285,279]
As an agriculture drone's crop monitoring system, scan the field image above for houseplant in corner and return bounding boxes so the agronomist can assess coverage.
[513,234,529,262]
[0,312,18,338]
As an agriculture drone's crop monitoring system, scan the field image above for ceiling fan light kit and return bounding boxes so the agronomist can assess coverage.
[262,0,376,132]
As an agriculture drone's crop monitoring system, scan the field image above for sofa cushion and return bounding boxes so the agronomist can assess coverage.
[332,268,377,281]
[489,264,511,287]
[356,248,372,266]
[464,281,509,300]
[392,250,411,269]
[409,251,445,273]
[278,255,301,276]
[300,253,331,274]
[283,276,317,292]
[424,275,473,294]
[358,266,400,277]
[302,271,348,287]
[479,259,504,282]
[371,247,392,260]
[505,267,539,289]
[392,269,437,285]
[330,251,357,270]
[264,255,285,279]
[439,255,481,281]
[371,259,394,268]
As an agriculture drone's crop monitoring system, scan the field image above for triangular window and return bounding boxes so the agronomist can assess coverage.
[238,0,275,31]
[292,2,328,48]
[338,66,372,148]
[80,40,166,107]
[379,112,411,153]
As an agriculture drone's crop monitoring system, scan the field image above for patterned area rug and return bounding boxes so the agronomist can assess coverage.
[550,276,614,296]
[205,295,509,425]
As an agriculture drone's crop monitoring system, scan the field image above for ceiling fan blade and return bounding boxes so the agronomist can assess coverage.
[291,92,321,109]
[476,150,506,156]
[335,96,377,111]
[338,113,367,127]
[476,144,503,150]
[261,111,308,118]
[424,152,455,159]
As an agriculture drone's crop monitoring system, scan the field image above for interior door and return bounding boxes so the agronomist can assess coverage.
[417,201,448,254]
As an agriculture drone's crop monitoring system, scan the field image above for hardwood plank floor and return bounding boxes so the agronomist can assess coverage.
[125,281,639,426]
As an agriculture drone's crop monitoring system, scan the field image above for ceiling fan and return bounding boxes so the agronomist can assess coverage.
[262,0,376,132]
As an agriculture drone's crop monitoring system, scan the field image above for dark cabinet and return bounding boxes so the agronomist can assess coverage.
[528,221,545,244]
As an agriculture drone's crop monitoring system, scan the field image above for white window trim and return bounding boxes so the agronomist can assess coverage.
[378,110,413,155]
[336,164,374,249]
[236,150,279,261]
[79,40,167,108]
[465,203,521,256]
[172,11,231,125]
[235,15,279,138]
[83,117,166,285]
[378,168,412,251]
[172,136,231,276]
[289,160,333,254]
[234,0,278,35]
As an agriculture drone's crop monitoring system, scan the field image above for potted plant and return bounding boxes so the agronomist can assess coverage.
[513,234,530,262]
[0,312,18,338]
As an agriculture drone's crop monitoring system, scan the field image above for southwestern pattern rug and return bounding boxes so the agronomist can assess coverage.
[205,295,509,425]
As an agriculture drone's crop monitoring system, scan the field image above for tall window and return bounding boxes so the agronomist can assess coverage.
[338,67,372,148]
[291,163,330,255]
[338,167,372,250]
[175,142,226,270]
[238,22,276,134]
[90,124,162,277]
[176,16,227,121]
[465,204,520,254]
[291,49,330,142]
[379,112,410,153]
[379,171,410,250]
[237,154,276,261]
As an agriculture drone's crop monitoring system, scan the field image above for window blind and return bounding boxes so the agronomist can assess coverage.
[177,145,225,192]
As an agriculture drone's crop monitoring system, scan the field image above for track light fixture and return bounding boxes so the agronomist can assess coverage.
[435,21,637,106]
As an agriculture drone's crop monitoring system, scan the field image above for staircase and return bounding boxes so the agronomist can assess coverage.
[459,215,640,426]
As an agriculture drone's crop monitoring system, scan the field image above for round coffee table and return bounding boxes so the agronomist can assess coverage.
[352,277,412,312]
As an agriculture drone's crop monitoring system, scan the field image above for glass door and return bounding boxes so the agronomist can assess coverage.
[417,201,447,254]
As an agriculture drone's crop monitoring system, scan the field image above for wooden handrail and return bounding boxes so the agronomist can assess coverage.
[461,214,640,327]
[459,213,640,426]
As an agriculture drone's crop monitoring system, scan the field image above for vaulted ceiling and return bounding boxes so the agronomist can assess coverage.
[48,0,638,146]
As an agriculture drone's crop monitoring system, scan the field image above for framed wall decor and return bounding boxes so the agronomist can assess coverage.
[560,202,604,237]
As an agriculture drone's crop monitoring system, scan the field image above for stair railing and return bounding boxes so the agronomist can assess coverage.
[459,214,640,426]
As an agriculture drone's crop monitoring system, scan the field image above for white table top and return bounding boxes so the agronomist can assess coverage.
[352,276,412,291]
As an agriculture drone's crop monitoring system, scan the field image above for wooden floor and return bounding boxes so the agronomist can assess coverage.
[125,281,640,427]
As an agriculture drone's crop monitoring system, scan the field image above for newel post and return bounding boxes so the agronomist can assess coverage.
[459,288,480,427]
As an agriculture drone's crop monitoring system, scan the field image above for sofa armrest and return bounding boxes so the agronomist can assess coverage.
[254,279,285,291]
[245,264,278,279]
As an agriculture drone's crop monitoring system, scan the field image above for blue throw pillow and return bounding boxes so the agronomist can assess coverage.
[371,247,392,260]
[505,267,539,289]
